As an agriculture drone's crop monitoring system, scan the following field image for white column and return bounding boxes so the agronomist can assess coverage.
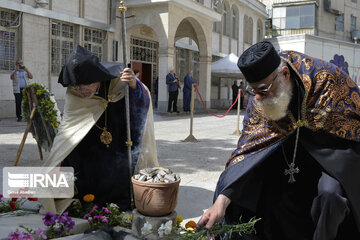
[198,55,212,108]
[158,47,176,112]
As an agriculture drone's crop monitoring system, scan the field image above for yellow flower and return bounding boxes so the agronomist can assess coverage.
[185,227,195,234]
[176,216,183,226]
[128,214,133,221]
[185,220,197,229]
[83,194,95,202]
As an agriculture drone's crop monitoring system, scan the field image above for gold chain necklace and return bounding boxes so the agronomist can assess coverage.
[94,81,112,148]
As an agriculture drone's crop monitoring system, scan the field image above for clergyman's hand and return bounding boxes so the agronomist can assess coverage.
[197,194,231,229]
[120,68,137,90]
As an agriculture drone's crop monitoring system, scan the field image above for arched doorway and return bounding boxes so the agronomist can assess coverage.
[173,17,211,109]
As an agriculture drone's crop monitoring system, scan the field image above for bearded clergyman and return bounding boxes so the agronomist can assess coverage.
[40,45,158,214]
[198,41,360,240]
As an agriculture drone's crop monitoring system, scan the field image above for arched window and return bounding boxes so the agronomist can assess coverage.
[223,3,228,35]
[232,8,238,39]
[257,19,263,42]
[243,15,249,43]
[212,0,220,33]
[248,17,253,44]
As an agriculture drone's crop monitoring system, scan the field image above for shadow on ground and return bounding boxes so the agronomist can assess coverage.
[176,185,214,220]
[156,138,235,176]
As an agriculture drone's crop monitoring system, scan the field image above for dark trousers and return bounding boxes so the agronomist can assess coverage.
[14,88,24,119]
[311,172,352,240]
[183,90,191,111]
[232,95,238,109]
[167,90,178,112]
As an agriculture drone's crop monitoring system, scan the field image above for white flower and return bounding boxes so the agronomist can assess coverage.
[141,222,153,236]
[109,203,119,209]
[164,220,173,235]
[158,226,165,238]
[158,220,173,237]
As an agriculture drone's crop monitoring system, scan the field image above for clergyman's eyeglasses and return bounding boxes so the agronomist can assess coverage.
[248,72,279,96]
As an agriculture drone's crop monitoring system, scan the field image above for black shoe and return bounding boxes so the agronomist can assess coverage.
[176,111,180,113]
[17,118,22,122]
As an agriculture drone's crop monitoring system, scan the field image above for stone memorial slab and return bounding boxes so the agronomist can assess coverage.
[0,213,89,240]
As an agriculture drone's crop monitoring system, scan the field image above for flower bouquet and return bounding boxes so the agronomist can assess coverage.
[139,215,260,239]
[7,212,75,240]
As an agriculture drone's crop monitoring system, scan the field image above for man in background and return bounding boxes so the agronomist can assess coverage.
[231,80,239,109]
[166,67,180,113]
[10,59,33,121]
[183,70,194,112]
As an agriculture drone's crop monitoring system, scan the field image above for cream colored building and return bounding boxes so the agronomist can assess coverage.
[262,0,360,42]
[260,0,360,83]
[0,0,267,117]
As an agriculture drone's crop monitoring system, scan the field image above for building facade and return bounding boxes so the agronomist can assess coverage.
[0,0,267,117]
[260,0,360,83]
[262,0,360,43]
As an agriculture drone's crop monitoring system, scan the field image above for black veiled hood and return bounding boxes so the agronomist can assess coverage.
[58,45,124,87]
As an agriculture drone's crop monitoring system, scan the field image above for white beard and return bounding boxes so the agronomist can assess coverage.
[256,77,293,121]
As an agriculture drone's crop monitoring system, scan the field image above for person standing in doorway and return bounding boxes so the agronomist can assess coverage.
[183,70,194,112]
[154,77,158,108]
[134,69,141,82]
[166,67,180,113]
[10,59,33,122]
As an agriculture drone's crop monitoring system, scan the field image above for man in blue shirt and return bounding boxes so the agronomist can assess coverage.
[183,70,194,112]
[10,59,33,121]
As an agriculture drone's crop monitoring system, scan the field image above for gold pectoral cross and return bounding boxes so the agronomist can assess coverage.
[284,162,300,183]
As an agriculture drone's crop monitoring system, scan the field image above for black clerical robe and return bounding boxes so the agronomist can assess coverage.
[215,51,360,239]
[61,80,149,210]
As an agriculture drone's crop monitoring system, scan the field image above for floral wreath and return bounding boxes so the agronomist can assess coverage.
[22,83,61,151]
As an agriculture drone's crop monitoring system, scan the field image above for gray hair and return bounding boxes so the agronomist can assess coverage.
[169,66,175,72]
[277,59,287,72]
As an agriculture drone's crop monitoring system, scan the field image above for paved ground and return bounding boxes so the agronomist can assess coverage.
[0,108,245,225]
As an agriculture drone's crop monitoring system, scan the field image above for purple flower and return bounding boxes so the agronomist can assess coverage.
[89,205,98,214]
[7,231,23,240]
[42,212,56,226]
[0,194,3,201]
[22,233,34,240]
[64,217,75,232]
[55,214,65,224]
[35,228,47,240]
[101,207,112,214]
[94,215,109,223]
[83,205,98,219]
